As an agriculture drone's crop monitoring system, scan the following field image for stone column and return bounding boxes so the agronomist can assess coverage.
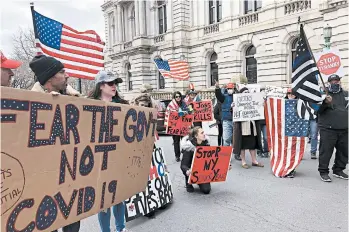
[139,0,146,35]
[134,0,140,36]
[116,4,123,42]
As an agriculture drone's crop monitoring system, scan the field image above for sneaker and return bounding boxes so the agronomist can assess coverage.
[333,171,349,180]
[311,152,317,159]
[175,157,180,162]
[287,170,296,178]
[320,173,332,182]
[186,184,194,192]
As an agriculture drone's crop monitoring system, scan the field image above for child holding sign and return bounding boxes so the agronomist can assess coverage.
[180,127,211,194]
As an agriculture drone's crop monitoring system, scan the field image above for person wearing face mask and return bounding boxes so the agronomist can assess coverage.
[215,81,241,161]
[317,74,348,182]
[165,91,189,162]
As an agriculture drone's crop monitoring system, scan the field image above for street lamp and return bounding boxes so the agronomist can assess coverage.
[323,24,332,50]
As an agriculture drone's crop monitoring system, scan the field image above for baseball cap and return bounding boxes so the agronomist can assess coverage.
[328,74,340,82]
[226,83,235,89]
[95,71,123,84]
[1,51,21,69]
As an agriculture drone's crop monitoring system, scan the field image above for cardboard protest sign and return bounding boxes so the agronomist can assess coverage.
[166,111,193,136]
[233,92,265,122]
[0,87,157,232]
[314,49,344,80]
[188,146,232,184]
[192,100,213,122]
[124,147,173,222]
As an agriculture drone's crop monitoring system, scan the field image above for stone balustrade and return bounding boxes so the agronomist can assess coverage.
[284,0,311,15]
[238,12,259,26]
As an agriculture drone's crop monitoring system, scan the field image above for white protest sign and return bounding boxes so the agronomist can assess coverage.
[124,147,173,222]
[233,92,265,122]
[265,85,286,98]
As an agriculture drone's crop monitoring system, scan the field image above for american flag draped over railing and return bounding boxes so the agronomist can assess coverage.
[265,98,309,177]
[31,7,105,80]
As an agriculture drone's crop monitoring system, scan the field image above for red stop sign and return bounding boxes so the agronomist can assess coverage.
[317,53,341,75]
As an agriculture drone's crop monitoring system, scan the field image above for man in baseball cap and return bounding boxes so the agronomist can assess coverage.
[1,51,22,87]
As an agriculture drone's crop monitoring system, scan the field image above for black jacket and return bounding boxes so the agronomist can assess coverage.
[180,136,210,175]
[318,89,348,130]
[213,101,222,123]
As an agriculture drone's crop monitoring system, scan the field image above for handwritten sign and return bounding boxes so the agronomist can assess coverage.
[166,111,193,136]
[0,87,157,232]
[233,92,265,122]
[125,147,173,222]
[188,146,232,184]
[265,85,286,98]
[192,100,213,122]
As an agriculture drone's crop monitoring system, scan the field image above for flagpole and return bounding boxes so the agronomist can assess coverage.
[301,23,328,95]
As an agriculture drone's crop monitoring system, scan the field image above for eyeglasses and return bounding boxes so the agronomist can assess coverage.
[103,81,115,87]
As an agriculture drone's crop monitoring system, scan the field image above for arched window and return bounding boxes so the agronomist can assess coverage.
[158,71,165,89]
[209,0,222,24]
[157,0,167,34]
[209,52,218,86]
[126,63,132,91]
[289,37,299,82]
[245,45,257,83]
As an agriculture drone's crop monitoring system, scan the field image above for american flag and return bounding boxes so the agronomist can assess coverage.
[291,24,322,103]
[265,98,309,177]
[31,8,104,80]
[154,59,189,80]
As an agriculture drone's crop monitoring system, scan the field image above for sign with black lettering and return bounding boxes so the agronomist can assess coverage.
[233,92,265,122]
[192,100,213,122]
[189,146,232,184]
[0,87,157,232]
[166,111,193,136]
[124,147,173,222]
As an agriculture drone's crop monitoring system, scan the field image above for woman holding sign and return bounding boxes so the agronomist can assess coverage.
[233,87,264,169]
[89,71,130,232]
[165,91,189,162]
[181,127,211,194]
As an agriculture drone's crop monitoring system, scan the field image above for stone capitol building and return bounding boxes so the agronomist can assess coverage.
[101,0,348,100]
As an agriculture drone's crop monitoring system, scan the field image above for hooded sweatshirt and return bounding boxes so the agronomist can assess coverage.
[180,135,210,175]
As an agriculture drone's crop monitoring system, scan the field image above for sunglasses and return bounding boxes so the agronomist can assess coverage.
[175,96,181,98]
[103,81,116,87]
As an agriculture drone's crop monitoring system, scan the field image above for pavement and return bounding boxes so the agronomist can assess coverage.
[79,135,348,232]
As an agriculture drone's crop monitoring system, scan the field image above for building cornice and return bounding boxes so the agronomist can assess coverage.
[101,0,113,11]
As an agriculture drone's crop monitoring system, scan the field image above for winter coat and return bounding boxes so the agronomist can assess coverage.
[318,89,348,130]
[233,122,261,155]
[215,88,233,121]
[214,101,222,124]
[180,135,210,175]
[31,82,81,97]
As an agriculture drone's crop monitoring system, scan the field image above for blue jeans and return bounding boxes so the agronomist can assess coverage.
[310,120,319,153]
[222,120,233,146]
[98,202,125,232]
[261,125,269,152]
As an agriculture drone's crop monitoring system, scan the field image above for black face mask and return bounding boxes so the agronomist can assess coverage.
[329,83,341,93]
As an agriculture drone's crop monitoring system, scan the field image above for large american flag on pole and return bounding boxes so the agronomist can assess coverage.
[291,24,322,103]
[154,59,190,80]
[265,98,309,177]
[31,7,104,80]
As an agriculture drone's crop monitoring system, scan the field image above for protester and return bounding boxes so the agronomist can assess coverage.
[131,83,159,109]
[180,126,211,194]
[215,81,241,160]
[29,54,81,232]
[1,51,22,87]
[214,100,223,146]
[255,87,269,158]
[317,74,348,182]
[88,70,130,232]
[233,87,264,169]
[184,83,202,127]
[165,91,189,162]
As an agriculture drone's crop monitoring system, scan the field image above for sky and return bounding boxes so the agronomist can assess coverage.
[0,0,105,57]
